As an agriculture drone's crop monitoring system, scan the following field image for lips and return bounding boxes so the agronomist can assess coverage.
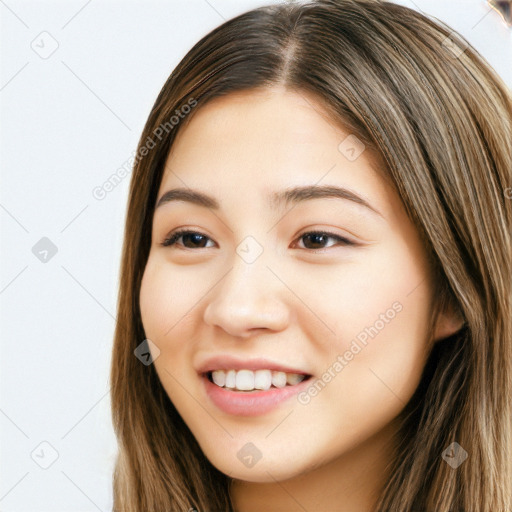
[201,371,313,416]
[195,354,314,415]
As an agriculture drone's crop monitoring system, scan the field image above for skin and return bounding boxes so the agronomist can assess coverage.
[139,87,463,512]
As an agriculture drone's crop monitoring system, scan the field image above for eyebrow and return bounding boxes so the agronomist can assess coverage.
[155,185,384,219]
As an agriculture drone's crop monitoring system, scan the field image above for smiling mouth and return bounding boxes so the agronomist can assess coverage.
[205,369,312,393]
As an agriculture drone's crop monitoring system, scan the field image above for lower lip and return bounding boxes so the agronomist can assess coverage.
[202,374,312,417]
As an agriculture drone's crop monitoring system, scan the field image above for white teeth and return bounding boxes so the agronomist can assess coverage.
[254,369,272,390]
[208,369,307,391]
[236,369,254,390]
[225,369,236,389]
[271,371,287,388]
[211,370,225,387]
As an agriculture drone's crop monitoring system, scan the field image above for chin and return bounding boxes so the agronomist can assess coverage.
[201,443,317,483]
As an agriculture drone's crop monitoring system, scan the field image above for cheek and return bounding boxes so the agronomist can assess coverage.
[139,262,171,340]
[292,240,431,349]
[297,240,431,384]
[139,256,206,379]
[139,261,195,395]
[305,245,432,430]
[139,257,202,341]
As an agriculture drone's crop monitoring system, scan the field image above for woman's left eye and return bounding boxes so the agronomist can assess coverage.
[160,230,354,250]
[294,231,354,250]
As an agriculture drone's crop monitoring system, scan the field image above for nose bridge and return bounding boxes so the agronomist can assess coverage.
[203,243,289,336]
[218,233,275,300]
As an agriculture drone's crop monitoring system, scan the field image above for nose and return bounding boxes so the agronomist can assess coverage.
[203,258,290,338]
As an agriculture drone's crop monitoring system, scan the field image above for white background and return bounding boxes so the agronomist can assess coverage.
[1,1,510,510]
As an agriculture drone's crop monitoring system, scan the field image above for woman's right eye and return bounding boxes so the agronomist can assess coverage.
[160,229,216,249]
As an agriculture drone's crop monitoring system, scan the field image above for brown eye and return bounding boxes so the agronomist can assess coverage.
[161,230,215,248]
[297,231,354,250]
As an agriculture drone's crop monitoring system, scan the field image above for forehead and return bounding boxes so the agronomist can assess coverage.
[161,87,387,196]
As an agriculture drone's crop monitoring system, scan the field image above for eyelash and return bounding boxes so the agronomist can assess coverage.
[160,228,355,251]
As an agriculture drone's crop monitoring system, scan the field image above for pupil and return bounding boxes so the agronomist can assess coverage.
[184,233,206,248]
[305,233,326,249]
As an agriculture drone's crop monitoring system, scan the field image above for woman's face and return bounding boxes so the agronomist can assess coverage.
[139,87,458,484]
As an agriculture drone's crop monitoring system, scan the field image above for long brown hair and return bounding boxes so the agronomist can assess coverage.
[110,1,512,510]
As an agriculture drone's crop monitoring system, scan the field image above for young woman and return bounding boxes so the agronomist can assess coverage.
[110,1,512,510]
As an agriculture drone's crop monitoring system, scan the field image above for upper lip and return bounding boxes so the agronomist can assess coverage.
[196,355,311,375]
